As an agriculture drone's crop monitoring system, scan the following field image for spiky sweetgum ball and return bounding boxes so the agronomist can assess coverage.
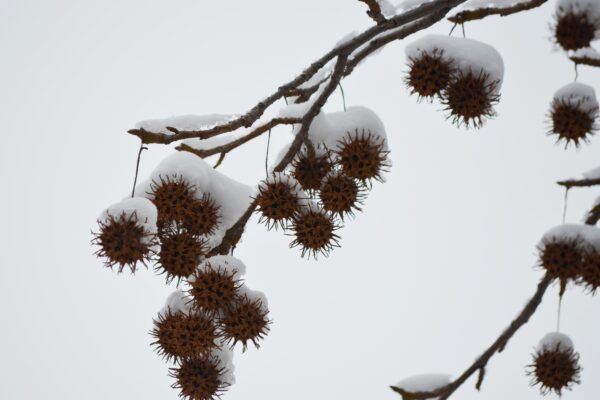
[170,357,229,400]
[550,99,597,147]
[182,194,221,236]
[319,172,362,219]
[336,131,389,182]
[188,265,240,313]
[442,69,500,128]
[539,238,584,293]
[291,209,339,258]
[156,231,208,283]
[292,151,333,192]
[554,10,597,51]
[256,176,302,229]
[150,176,197,229]
[528,346,581,396]
[221,295,270,350]
[405,49,453,99]
[151,311,219,362]
[93,213,155,273]
[580,248,600,293]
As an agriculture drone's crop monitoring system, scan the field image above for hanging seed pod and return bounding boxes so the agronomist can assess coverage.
[156,231,208,284]
[182,194,221,236]
[554,3,599,51]
[188,264,241,314]
[319,172,364,219]
[528,333,581,396]
[151,310,219,362]
[290,204,340,258]
[441,69,500,128]
[291,149,333,192]
[548,83,599,148]
[149,175,197,230]
[580,247,600,293]
[256,173,304,229]
[335,130,389,183]
[170,356,230,400]
[220,293,270,351]
[539,237,585,294]
[405,48,453,100]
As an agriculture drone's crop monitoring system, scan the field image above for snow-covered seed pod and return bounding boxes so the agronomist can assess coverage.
[291,149,333,192]
[169,356,230,400]
[319,172,364,219]
[188,264,241,314]
[528,333,581,396]
[182,194,221,236]
[156,231,208,284]
[335,130,389,182]
[220,295,270,351]
[579,248,600,293]
[151,311,219,362]
[93,198,158,273]
[290,204,340,258]
[405,48,454,100]
[256,173,304,229]
[549,83,599,147]
[442,69,500,128]
[149,175,197,229]
[554,0,600,51]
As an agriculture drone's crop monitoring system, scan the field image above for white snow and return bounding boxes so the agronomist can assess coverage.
[192,255,247,280]
[160,290,192,315]
[395,373,451,393]
[582,164,600,180]
[553,82,599,113]
[556,0,600,22]
[451,0,531,13]
[405,35,504,93]
[540,223,600,252]
[180,131,244,152]
[99,197,158,240]
[537,332,574,352]
[238,285,269,310]
[396,0,436,13]
[213,345,236,385]
[572,46,600,60]
[136,114,234,135]
[134,152,253,248]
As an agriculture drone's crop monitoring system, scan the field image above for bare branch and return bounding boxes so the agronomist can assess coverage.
[359,0,387,24]
[570,55,600,68]
[557,177,600,188]
[447,0,547,24]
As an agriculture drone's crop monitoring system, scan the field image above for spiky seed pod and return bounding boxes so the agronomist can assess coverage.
[291,150,333,192]
[151,311,219,362]
[182,194,221,236]
[93,212,155,273]
[539,238,585,295]
[188,265,241,314]
[319,172,363,219]
[528,345,581,395]
[220,295,270,350]
[256,175,303,229]
[554,9,598,51]
[405,49,453,100]
[149,176,197,230]
[441,69,500,128]
[290,206,340,258]
[156,231,208,284]
[335,131,389,182]
[580,248,600,293]
[170,357,229,400]
[549,98,598,147]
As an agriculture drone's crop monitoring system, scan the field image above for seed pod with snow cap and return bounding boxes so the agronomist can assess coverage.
[319,171,365,219]
[404,47,454,100]
[220,286,270,351]
[155,230,208,284]
[553,0,600,51]
[335,130,389,183]
[528,332,581,396]
[93,197,158,273]
[148,175,197,230]
[291,147,333,192]
[290,202,340,258]
[256,173,305,229]
[549,82,599,147]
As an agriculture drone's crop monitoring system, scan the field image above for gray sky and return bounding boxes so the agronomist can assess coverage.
[1,1,599,399]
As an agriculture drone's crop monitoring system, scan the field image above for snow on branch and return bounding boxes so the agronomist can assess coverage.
[447,0,548,24]
[358,0,388,23]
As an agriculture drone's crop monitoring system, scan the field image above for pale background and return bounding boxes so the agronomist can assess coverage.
[1,1,599,399]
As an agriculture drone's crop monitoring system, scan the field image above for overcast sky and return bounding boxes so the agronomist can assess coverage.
[1,1,599,399]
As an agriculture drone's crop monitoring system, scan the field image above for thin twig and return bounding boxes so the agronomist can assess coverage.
[358,0,387,24]
[557,177,600,188]
[131,143,147,197]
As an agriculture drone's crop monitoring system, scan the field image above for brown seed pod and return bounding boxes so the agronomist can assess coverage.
[441,69,500,129]
[149,175,197,230]
[220,294,270,351]
[151,311,219,362]
[170,356,229,400]
[405,48,453,100]
[93,212,156,273]
[188,265,241,314]
[182,194,221,236]
[539,238,585,295]
[335,130,389,182]
[291,149,333,192]
[549,98,598,148]
[528,344,581,396]
[256,174,303,229]
[319,172,364,219]
[156,231,208,284]
[554,9,598,51]
[580,248,600,293]
[290,206,340,258]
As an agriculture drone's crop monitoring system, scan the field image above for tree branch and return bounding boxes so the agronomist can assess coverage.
[358,0,387,24]
[570,55,600,68]
[557,177,600,188]
[447,0,548,24]
[391,274,553,400]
